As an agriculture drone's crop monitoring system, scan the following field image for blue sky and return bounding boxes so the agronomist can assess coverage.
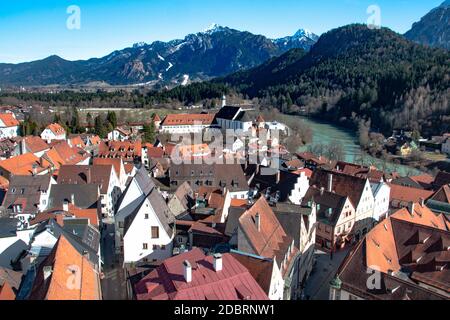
[0,0,443,63]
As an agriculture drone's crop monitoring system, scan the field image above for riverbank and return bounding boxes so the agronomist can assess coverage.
[283,114,423,176]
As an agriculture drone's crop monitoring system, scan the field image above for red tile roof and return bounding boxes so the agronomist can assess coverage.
[29,235,101,300]
[135,247,268,300]
[147,146,165,159]
[0,113,19,127]
[238,197,296,276]
[0,153,49,176]
[0,282,15,300]
[22,136,50,153]
[161,113,215,126]
[45,123,66,135]
[389,184,434,204]
[93,157,124,180]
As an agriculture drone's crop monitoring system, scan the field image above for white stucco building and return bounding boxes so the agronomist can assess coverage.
[40,123,66,143]
[0,113,19,139]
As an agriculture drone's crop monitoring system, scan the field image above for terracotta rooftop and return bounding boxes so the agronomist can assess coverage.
[135,247,268,300]
[29,235,101,300]
[238,196,296,276]
[161,113,216,126]
[336,204,450,299]
[389,184,434,205]
[22,136,50,153]
[32,203,99,227]
[45,123,66,135]
[98,140,142,161]
[0,153,49,176]
[0,282,15,300]
[430,185,450,204]
[0,113,19,127]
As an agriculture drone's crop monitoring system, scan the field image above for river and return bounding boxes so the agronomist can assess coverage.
[293,116,421,176]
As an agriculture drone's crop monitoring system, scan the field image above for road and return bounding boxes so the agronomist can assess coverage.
[100,221,128,300]
[303,248,350,300]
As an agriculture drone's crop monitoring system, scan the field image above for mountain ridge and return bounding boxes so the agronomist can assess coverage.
[0,25,318,87]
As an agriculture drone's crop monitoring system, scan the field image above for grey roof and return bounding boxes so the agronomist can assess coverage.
[33,218,99,266]
[249,168,299,202]
[115,167,157,220]
[3,174,52,215]
[124,186,174,238]
[0,267,22,291]
[48,184,100,209]
[224,207,246,236]
[169,163,249,192]
[301,187,348,226]
[214,106,241,120]
[172,181,195,212]
[272,203,313,248]
[0,218,18,238]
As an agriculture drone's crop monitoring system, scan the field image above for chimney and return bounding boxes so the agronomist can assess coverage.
[43,266,53,280]
[419,198,425,207]
[327,173,333,192]
[21,138,27,154]
[408,202,415,216]
[183,260,192,283]
[213,253,223,272]
[63,200,69,212]
[255,213,261,232]
[86,168,91,183]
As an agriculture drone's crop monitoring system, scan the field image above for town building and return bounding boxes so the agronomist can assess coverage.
[0,153,50,181]
[169,163,249,198]
[302,186,356,250]
[0,113,19,139]
[134,247,268,300]
[214,106,253,132]
[2,174,56,229]
[310,169,376,241]
[57,164,122,218]
[330,202,449,300]
[28,235,101,300]
[115,167,175,264]
[40,123,66,143]
[160,113,216,134]
[236,196,299,299]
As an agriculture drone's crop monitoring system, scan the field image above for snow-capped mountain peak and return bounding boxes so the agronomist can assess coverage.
[202,23,227,34]
[293,28,319,41]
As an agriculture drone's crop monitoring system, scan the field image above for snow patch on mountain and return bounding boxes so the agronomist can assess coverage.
[181,74,189,86]
[157,53,165,61]
[166,62,173,72]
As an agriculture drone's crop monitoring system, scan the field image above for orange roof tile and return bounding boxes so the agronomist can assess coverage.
[0,153,48,176]
[29,235,100,300]
[238,197,295,274]
[161,113,215,126]
[390,184,434,203]
[231,199,248,208]
[0,282,15,300]
[390,203,449,231]
[45,123,66,135]
[0,113,19,127]
[23,136,50,153]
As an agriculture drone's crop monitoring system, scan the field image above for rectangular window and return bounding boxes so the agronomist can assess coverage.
[143,243,148,250]
[152,245,158,250]
[161,245,166,250]
[151,226,159,239]
[144,214,149,219]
